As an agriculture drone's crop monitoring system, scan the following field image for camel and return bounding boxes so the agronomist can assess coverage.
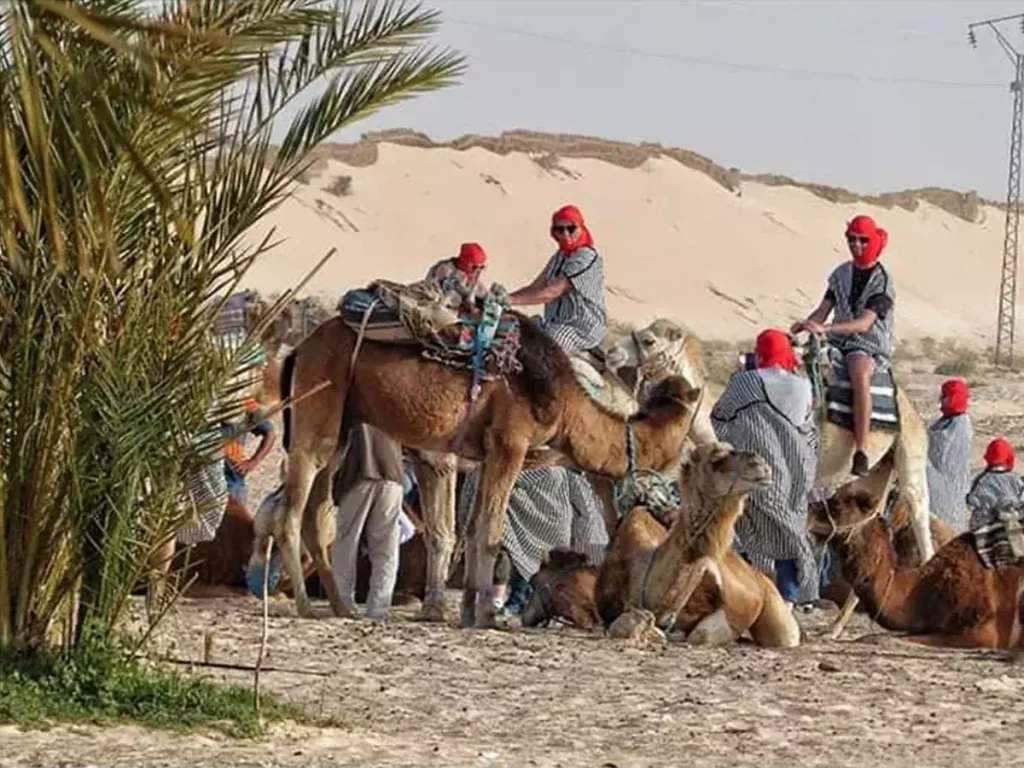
[606,322,935,565]
[816,495,957,607]
[526,442,800,647]
[256,312,703,628]
[604,319,720,448]
[807,454,1024,649]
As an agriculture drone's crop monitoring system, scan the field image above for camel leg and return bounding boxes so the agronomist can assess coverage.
[748,576,801,648]
[469,434,527,629]
[301,468,345,616]
[688,607,738,647]
[902,623,1001,650]
[896,441,934,563]
[828,592,860,640]
[460,507,480,628]
[413,451,458,622]
[277,450,322,617]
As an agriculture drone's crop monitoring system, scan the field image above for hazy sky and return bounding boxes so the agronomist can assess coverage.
[318,0,1024,200]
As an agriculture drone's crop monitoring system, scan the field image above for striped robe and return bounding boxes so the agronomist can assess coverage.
[926,414,972,531]
[967,468,1024,531]
[711,369,820,602]
[176,455,229,546]
[539,246,607,355]
[458,466,608,580]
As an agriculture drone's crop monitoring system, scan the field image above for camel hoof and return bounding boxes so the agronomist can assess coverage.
[418,600,447,623]
[474,609,500,630]
[332,602,358,620]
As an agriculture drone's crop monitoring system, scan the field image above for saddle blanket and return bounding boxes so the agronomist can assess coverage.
[825,364,899,433]
[340,285,523,381]
[972,504,1024,569]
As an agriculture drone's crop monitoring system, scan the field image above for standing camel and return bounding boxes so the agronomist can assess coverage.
[259,313,702,628]
[605,320,934,564]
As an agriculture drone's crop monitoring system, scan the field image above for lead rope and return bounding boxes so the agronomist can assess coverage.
[347,297,380,387]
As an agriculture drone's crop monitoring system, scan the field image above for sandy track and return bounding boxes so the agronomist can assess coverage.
[3,594,1023,768]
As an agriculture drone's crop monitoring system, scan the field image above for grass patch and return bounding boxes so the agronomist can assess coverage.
[702,339,740,386]
[0,644,300,736]
[933,346,979,377]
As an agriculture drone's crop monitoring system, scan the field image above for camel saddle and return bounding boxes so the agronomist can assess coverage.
[823,353,899,434]
[971,503,1024,569]
[340,281,524,381]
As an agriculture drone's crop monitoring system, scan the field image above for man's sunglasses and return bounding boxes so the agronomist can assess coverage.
[846,235,869,245]
[552,224,577,235]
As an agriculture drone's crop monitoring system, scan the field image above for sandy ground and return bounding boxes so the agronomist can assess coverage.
[3,597,1023,768]
[4,360,1024,767]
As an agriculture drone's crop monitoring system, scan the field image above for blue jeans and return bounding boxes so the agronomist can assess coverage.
[776,549,833,604]
[775,559,800,603]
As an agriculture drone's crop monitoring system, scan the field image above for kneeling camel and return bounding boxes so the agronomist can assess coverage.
[809,454,1024,649]
[525,442,801,648]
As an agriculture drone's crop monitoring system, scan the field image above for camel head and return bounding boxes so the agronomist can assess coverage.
[807,450,895,539]
[521,548,601,630]
[606,319,705,393]
[630,375,705,472]
[678,442,772,505]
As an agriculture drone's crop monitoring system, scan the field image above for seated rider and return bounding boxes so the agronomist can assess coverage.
[508,204,607,356]
[425,242,489,311]
[966,437,1024,531]
[792,214,894,477]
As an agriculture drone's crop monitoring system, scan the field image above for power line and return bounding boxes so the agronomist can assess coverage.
[446,18,1004,88]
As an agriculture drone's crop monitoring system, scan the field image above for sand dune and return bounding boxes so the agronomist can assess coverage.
[243,132,1003,346]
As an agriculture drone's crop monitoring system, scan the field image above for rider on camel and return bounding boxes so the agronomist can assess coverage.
[508,204,607,355]
[967,437,1024,531]
[792,214,895,477]
[425,242,489,310]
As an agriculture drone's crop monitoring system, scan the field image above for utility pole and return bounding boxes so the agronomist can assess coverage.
[969,13,1024,368]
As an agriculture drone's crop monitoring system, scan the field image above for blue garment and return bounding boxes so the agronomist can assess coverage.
[775,560,800,603]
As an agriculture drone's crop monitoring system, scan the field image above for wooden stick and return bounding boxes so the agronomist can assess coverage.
[254,537,272,718]
[151,655,331,677]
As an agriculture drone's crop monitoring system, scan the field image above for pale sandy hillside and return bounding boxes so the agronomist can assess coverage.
[242,131,1003,347]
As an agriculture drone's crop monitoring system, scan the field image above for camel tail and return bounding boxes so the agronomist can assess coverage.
[280,349,297,453]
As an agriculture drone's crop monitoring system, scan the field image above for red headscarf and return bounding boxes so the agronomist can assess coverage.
[755,329,799,371]
[985,437,1016,471]
[456,242,487,271]
[940,378,970,418]
[551,204,594,253]
[846,214,888,269]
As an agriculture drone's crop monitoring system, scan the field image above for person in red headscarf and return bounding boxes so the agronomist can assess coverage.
[926,379,974,531]
[792,214,895,477]
[966,437,1024,531]
[508,204,607,356]
[425,242,489,310]
[712,329,823,610]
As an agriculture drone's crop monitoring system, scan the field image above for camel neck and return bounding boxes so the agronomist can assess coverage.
[559,390,687,477]
[834,518,916,631]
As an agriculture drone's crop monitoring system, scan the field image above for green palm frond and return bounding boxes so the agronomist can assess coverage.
[0,0,464,655]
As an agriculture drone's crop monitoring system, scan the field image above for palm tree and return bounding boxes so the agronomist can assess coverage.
[0,0,464,656]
